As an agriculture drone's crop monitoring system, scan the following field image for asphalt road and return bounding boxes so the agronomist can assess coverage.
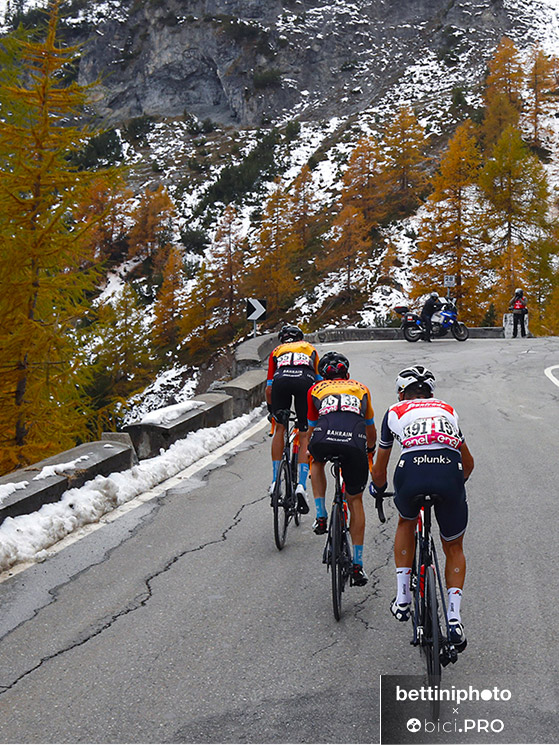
[0,338,558,744]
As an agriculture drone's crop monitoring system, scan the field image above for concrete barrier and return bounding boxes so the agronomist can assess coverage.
[0,323,506,524]
[124,392,234,460]
[232,326,505,372]
[221,369,268,418]
[0,440,135,525]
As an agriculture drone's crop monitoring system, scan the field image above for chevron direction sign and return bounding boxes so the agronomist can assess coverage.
[246,298,267,321]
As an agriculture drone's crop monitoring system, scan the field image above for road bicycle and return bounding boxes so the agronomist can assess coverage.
[376,491,459,719]
[321,456,353,621]
[271,409,301,551]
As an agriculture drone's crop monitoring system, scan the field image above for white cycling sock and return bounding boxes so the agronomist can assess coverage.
[396,567,412,604]
[447,587,463,622]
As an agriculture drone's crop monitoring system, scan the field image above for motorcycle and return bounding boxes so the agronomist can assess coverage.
[394,301,469,342]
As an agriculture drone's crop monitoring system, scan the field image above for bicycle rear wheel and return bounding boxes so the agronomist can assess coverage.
[272,459,292,550]
[330,503,343,620]
[424,565,442,717]
[290,448,300,527]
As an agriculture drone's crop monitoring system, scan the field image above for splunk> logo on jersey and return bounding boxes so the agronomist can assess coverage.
[412,454,452,466]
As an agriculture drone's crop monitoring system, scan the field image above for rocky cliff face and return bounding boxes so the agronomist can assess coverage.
[73,0,516,127]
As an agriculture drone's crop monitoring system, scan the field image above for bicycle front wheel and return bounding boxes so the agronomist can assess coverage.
[424,565,442,716]
[272,459,291,551]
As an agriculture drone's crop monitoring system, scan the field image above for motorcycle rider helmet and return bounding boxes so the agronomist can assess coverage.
[318,351,350,380]
[278,324,304,343]
[515,288,523,296]
[430,291,439,299]
[396,365,436,395]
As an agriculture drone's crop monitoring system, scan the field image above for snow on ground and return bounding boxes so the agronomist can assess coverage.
[0,405,265,573]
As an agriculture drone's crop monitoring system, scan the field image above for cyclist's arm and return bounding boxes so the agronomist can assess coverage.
[365,422,377,452]
[371,445,391,486]
[460,441,474,480]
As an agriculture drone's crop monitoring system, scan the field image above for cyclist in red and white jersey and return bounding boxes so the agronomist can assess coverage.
[371,365,474,651]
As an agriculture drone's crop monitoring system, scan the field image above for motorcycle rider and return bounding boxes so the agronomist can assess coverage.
[420,292,443,342]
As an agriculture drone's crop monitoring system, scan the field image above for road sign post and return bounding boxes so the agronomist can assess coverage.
[246,298,267,337]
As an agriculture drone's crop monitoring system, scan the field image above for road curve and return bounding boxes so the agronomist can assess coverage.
[0,338,557,744]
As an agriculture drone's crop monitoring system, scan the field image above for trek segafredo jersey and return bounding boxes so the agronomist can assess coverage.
[307,379,374,427]
[267,341,320,385]
[379,398,464,453]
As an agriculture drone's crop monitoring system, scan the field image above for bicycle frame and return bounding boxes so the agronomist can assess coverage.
[271,409,300,550]
[323,457,352,620]
[412,497,458,666]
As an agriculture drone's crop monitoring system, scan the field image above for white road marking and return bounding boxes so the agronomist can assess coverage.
[544,365,559,388]
[0,416,269,583]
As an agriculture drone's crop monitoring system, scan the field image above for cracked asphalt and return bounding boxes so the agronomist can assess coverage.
[0,339,558,744]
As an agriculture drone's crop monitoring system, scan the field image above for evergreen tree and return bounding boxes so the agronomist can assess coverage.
[0,2,118,472]
[413,121,482,319]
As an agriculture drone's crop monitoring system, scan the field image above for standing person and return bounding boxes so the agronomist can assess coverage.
[509,288,528,338]
[306,352,377,586]
[420,292,443,342]
[266,325,320,513]
[370,365,474,651]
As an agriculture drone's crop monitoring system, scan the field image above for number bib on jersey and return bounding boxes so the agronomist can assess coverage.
[381,398,463,453]
[401,415,461,450]
[276,351,312,368]
[318,393,361,417]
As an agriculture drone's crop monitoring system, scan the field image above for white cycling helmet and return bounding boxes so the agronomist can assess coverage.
[396,365,436,394]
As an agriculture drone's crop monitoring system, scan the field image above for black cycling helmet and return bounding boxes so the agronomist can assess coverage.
[278,324,304,343]
[318,351,350,380]
[396,365,436,394]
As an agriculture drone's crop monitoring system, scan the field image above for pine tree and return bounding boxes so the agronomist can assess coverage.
[152,246,186,351]
[210,204,245,330]
[526,45,555,148]
[0,2,119,473]
[413,121,482,319]
[320,205,369,295]
[248,180,300,321]
[76,174,132,263]
[341,135,388,230]
[127,184,176,273]
[383,107,428,217]
[482,37,523,150]
[180,262,219,361]
[478,125,551,313]
[87,284,154,433]
[290,164,316,248]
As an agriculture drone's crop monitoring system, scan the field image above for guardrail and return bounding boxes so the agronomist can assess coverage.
[0,325,503,524]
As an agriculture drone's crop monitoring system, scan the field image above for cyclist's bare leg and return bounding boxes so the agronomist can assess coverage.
[310,461,326,500]
[345,492,365,546]
[297,430,309,464]
[271,423,286,462]
[441,534,466,590]
[394,515,416,567]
